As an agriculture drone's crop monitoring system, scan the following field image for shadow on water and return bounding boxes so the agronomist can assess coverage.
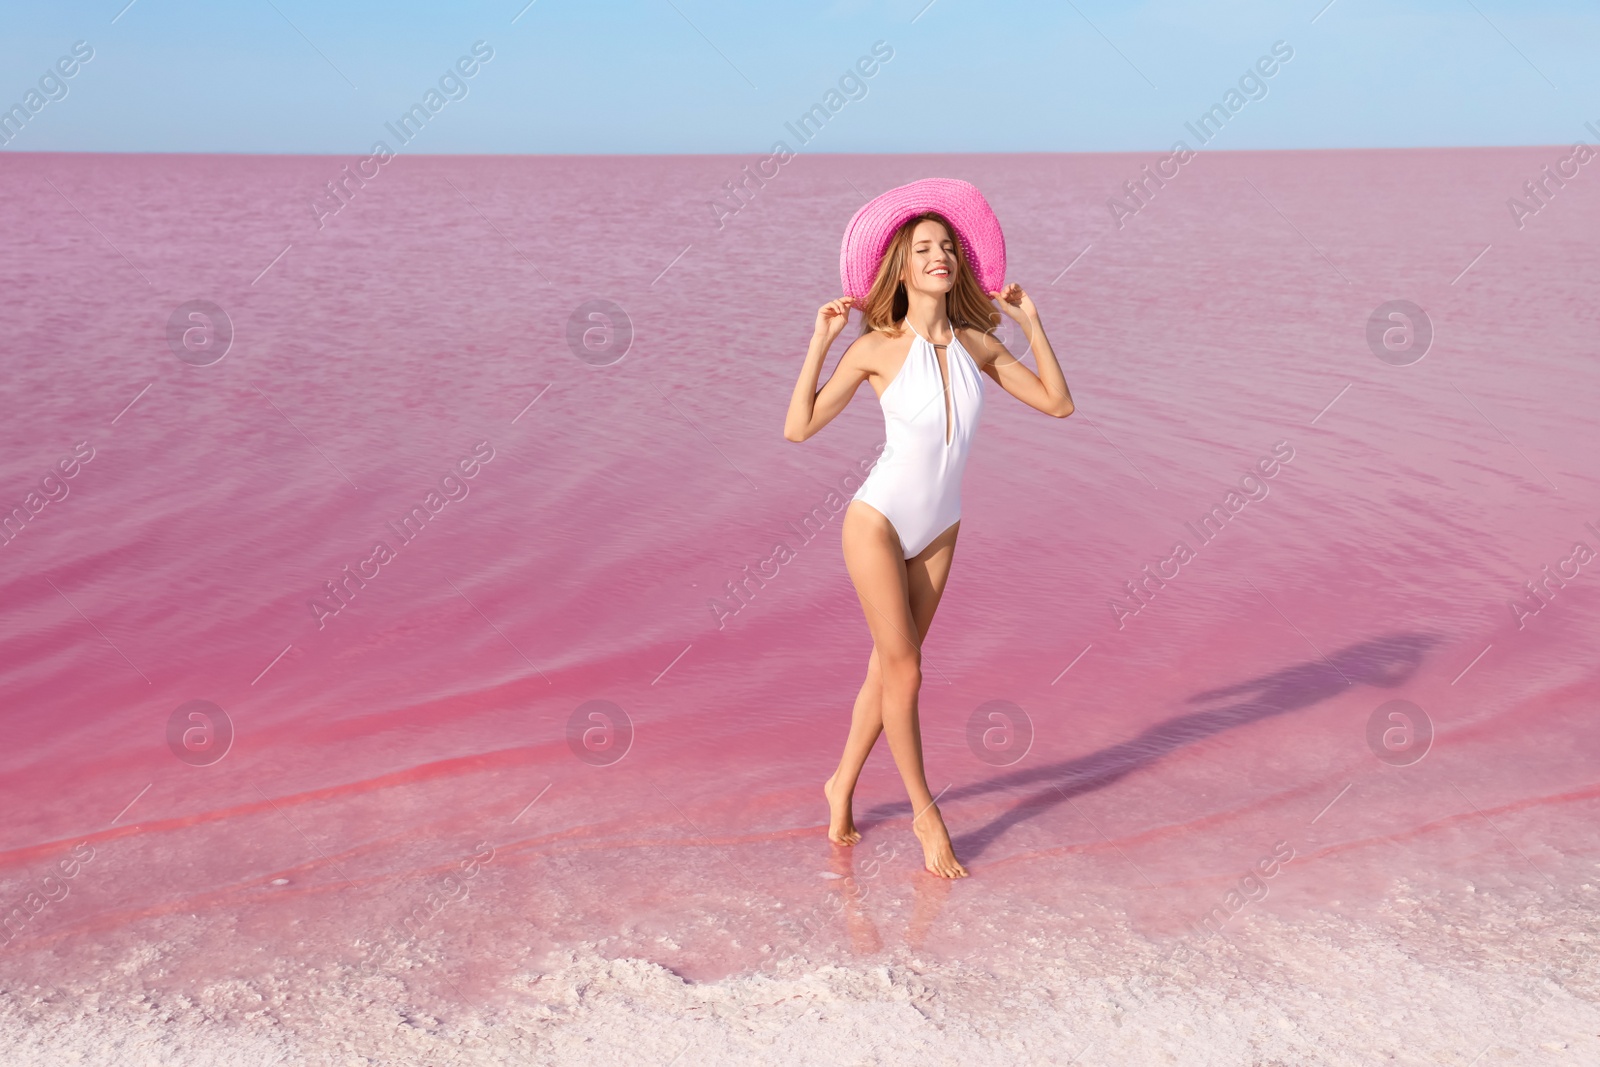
[866,631,1438,862]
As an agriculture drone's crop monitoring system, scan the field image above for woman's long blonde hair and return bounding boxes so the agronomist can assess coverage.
[856,212,998,335]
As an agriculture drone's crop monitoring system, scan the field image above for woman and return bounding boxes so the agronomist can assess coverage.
[783,179,1075,878]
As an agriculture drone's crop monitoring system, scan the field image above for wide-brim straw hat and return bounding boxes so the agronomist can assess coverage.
[838,177,1006,301]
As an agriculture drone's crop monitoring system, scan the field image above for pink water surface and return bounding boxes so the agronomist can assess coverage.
[1,149,1597,1036]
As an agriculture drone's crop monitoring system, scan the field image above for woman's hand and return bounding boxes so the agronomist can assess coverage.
[787,304,872,442]
[813,297,855,345]
[989,283,1037,325]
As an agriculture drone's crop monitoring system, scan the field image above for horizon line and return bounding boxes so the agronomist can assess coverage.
[0,143,1580,159]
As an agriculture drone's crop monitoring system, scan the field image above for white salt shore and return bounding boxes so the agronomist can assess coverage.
[4,880,1595,1067]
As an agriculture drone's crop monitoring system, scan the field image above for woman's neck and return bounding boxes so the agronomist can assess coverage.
[902,289,952,341]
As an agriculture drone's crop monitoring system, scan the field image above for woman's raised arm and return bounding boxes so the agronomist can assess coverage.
[974,283,1074,418]
[784,298,872,442]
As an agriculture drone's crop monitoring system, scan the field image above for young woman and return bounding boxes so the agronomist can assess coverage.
[783,179,1075,878]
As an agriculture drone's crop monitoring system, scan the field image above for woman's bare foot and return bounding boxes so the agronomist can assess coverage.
[824,773,861,845]
[911,804,968,878]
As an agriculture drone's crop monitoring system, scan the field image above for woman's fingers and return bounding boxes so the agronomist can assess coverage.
[989,286,1026,322]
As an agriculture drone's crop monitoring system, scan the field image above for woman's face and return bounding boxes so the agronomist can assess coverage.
[901,219,957,297]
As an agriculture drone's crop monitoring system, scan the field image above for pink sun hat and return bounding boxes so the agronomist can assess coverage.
[838,177,1006,301]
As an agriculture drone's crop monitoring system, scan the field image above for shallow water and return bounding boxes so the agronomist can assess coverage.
[1,148,1597,1064]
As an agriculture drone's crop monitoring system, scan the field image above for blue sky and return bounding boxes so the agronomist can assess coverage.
[2,0,1594,153]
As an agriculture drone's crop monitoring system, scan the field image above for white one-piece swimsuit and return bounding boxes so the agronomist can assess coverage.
[852,324,985,559]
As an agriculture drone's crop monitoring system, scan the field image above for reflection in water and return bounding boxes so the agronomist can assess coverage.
[826,841,884,956]
[819,836,954,956]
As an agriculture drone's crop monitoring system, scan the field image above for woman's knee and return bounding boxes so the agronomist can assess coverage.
[878,648,922,694]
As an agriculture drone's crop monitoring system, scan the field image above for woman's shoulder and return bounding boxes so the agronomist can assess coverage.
[844,324,903,358]
[841,325,907,379]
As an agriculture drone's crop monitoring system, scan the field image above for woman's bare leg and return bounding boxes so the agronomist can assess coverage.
[826,525,959,844]
[824,650,882,844]
[836,501,967,877]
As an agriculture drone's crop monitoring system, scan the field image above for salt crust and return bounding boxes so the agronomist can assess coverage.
[2,886,1596,1066]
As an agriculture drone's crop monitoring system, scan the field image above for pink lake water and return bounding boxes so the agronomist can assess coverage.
[1,149,1597,1065]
